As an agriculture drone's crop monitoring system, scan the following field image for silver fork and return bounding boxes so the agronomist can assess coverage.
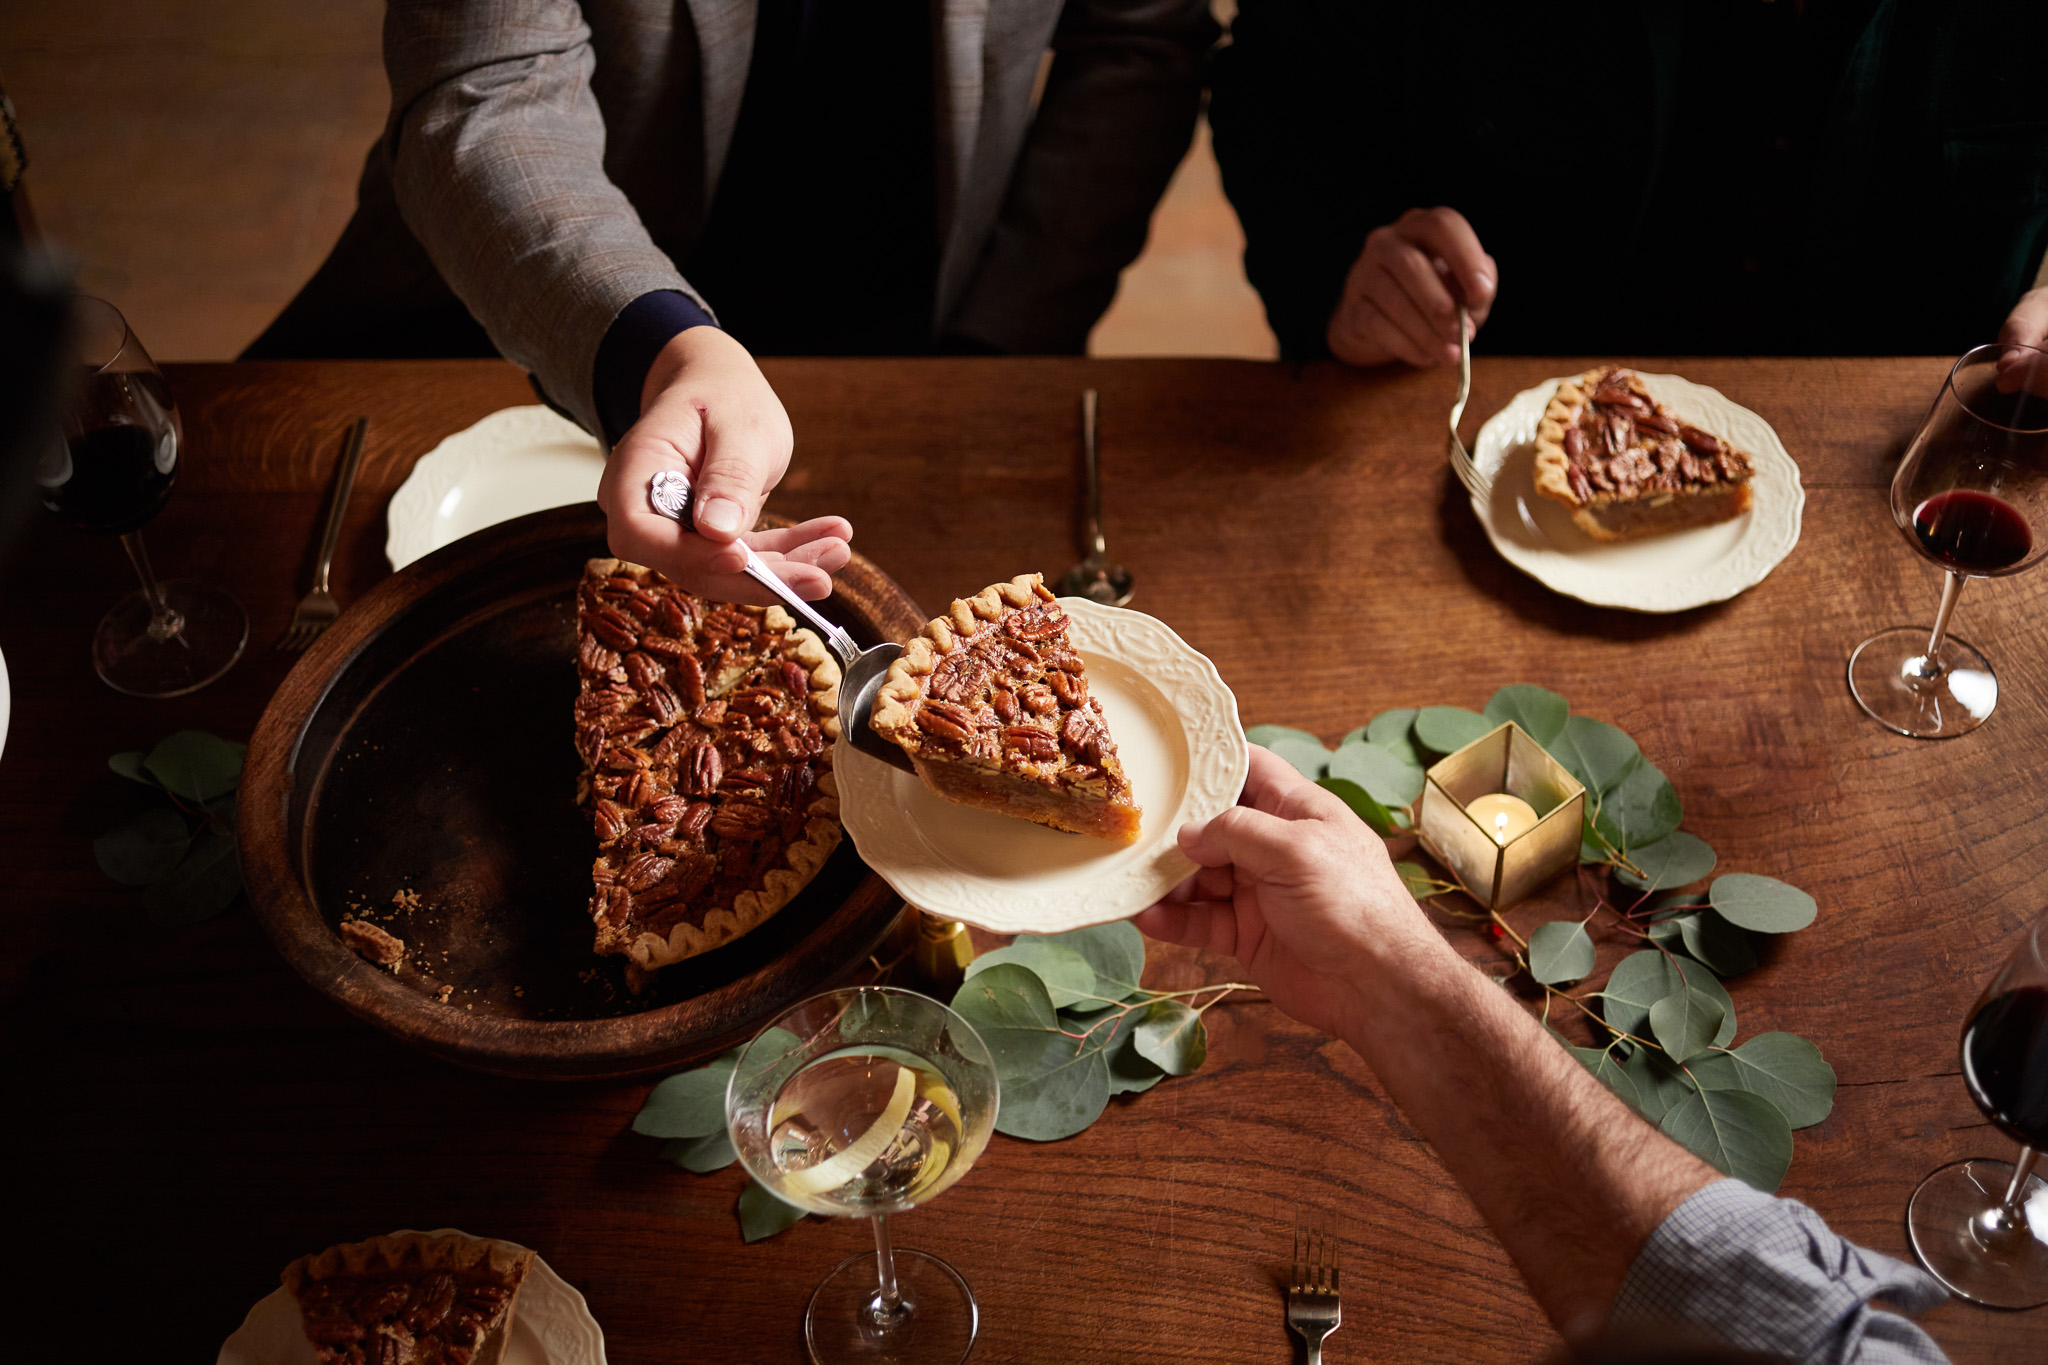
[1287,1211,1342,1363]
[1446,304,1487,498]
[277,416,369,652]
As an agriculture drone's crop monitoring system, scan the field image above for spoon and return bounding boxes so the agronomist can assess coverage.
[646,471,912,774]
[1055,389,1134,606]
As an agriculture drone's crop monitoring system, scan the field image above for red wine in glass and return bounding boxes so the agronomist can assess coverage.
[1848,342,2048,738]
[1912,491,2033,577]
[1907,913,2048,1308]
[47,297,246,696]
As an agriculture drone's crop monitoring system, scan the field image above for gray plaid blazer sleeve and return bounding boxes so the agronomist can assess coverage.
[1611,1180,1950,1365]
[382,0,708,437]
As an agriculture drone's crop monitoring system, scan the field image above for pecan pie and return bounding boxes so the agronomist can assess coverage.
[575,559,842,985]
[869,574,1141,844]
[1533,366,1755,541]
[281,1231,534,1365]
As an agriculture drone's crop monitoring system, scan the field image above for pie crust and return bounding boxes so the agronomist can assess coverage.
[281,1231,535,1365]
[870,573,1141,844]
[574,559,842,984]
[1533,366,1755,542]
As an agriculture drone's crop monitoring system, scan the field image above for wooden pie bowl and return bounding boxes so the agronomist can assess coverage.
[240,503,922,1080]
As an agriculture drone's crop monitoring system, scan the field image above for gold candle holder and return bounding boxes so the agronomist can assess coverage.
[1416,721,1585,911]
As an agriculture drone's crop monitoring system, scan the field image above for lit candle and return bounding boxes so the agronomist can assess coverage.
[1465,792,1540,845]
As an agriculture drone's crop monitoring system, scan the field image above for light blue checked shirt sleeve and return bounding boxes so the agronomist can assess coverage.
[1611,1181,1950,1364]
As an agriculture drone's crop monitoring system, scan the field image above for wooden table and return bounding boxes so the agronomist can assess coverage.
[4,357,2043,1362]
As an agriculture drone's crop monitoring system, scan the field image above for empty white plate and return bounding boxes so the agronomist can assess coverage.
[386,407,606,569]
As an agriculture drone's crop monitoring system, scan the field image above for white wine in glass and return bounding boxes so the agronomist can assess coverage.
[727,987,998,1364]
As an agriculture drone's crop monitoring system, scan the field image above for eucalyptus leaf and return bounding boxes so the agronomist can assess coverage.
[1395,861,1443,899]
[1414,706,1494,755]
[1317,777,1400,836]
[995,1032,1114,1141]
[1107,1028,1165,1095]
[1549,716,1643,797]
[1620,1046,1697,1124]
[1365,708,1423,766]
[1689,1034,1836,1129]
[634,1062,737,1138]
[1601,950,1735,1048]
[1527,920,1596,985]
[950,964,1065,1082]
[142,730,246,803]
[965,941,1098,1010]
[1133,1000,1207,1076]
[108,751,157,786]
[1660,1086,1794,1191]
[143,824,242,925]
[94,807,192,886]
[1616,832,1717,893]
[738,1180,808,1242]
[1328,740,1425,807]
[1648,986,1726,1063]
[1570,1044,1643,1112]
[1592,761,1682,854]
[662,1129,738,1173]
[1709,874,1818,934]
[1033,923,1147,1002]
[1649,912,1758,977]
[1484,685,1569,746]
[1245,726,1331,780]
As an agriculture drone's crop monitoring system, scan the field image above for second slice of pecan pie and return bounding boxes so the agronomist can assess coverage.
[1532,365,1755,542]
[282,1231,534,1365]
[575,559,842,986]
[869,574,1142,844]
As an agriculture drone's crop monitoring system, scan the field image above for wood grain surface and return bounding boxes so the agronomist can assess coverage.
[3,356,2044,1361]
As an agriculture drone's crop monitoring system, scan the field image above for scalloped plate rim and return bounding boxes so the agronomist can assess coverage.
[386,406,606,570]
[835,599,1247,934]
[1469,371,1805,613]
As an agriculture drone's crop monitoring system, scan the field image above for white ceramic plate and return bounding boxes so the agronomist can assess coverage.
[836,598,1247,934]
[1470,372,1804,612]
[386,407,606,569]
[216,1230,606,1365]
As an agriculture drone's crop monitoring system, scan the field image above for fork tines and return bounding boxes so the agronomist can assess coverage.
[1291,1210,1341,1298]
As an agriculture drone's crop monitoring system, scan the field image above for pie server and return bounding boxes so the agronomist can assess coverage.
[647,470,913,774]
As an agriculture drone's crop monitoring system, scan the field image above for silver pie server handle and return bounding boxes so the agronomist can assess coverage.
[645,469,860,665]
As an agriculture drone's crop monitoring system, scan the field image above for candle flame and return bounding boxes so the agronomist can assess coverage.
[1494,811,1509,845]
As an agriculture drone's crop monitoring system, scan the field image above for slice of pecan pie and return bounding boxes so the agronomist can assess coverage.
[1532,365,1755,542]
[575,559,842,985]
[869,573,1141,844]
[282,1231,534,1365]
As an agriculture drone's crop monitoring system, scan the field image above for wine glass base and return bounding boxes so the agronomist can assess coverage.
[1847,627,1997,739]
[93,579,248,698]
[805,1249,977,1364]
[1907,1158,2048,1308]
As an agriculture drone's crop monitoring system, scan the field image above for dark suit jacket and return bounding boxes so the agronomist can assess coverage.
[1213,0,2048,359]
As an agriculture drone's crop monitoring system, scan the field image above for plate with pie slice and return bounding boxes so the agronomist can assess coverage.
[1470,368,1804,612]
[217,1228,604,1365]
[836,581,1248,934]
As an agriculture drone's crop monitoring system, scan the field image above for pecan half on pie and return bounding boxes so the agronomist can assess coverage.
[870,573,1141,844]
[1532,366,1755,542]
[281,1231,534,1365]
[575,559,842,984]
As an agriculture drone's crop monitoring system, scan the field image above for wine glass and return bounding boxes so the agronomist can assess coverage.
[41,295,246,696]
[726,987,998,1364]
[1906,908,2048,1308]
[1848,342,2048,738]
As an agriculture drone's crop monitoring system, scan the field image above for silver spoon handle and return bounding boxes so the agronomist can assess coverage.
[645,470,859,664]
[1079,388,1106,558]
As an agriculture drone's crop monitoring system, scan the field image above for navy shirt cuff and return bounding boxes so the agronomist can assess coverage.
[593,290,718,445]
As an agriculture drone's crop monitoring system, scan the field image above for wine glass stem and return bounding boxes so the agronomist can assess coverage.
[121,531,185,643]
[1920,571,1967,675]
[867,1213,908,1327]
[1999,1144,2040,1218]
